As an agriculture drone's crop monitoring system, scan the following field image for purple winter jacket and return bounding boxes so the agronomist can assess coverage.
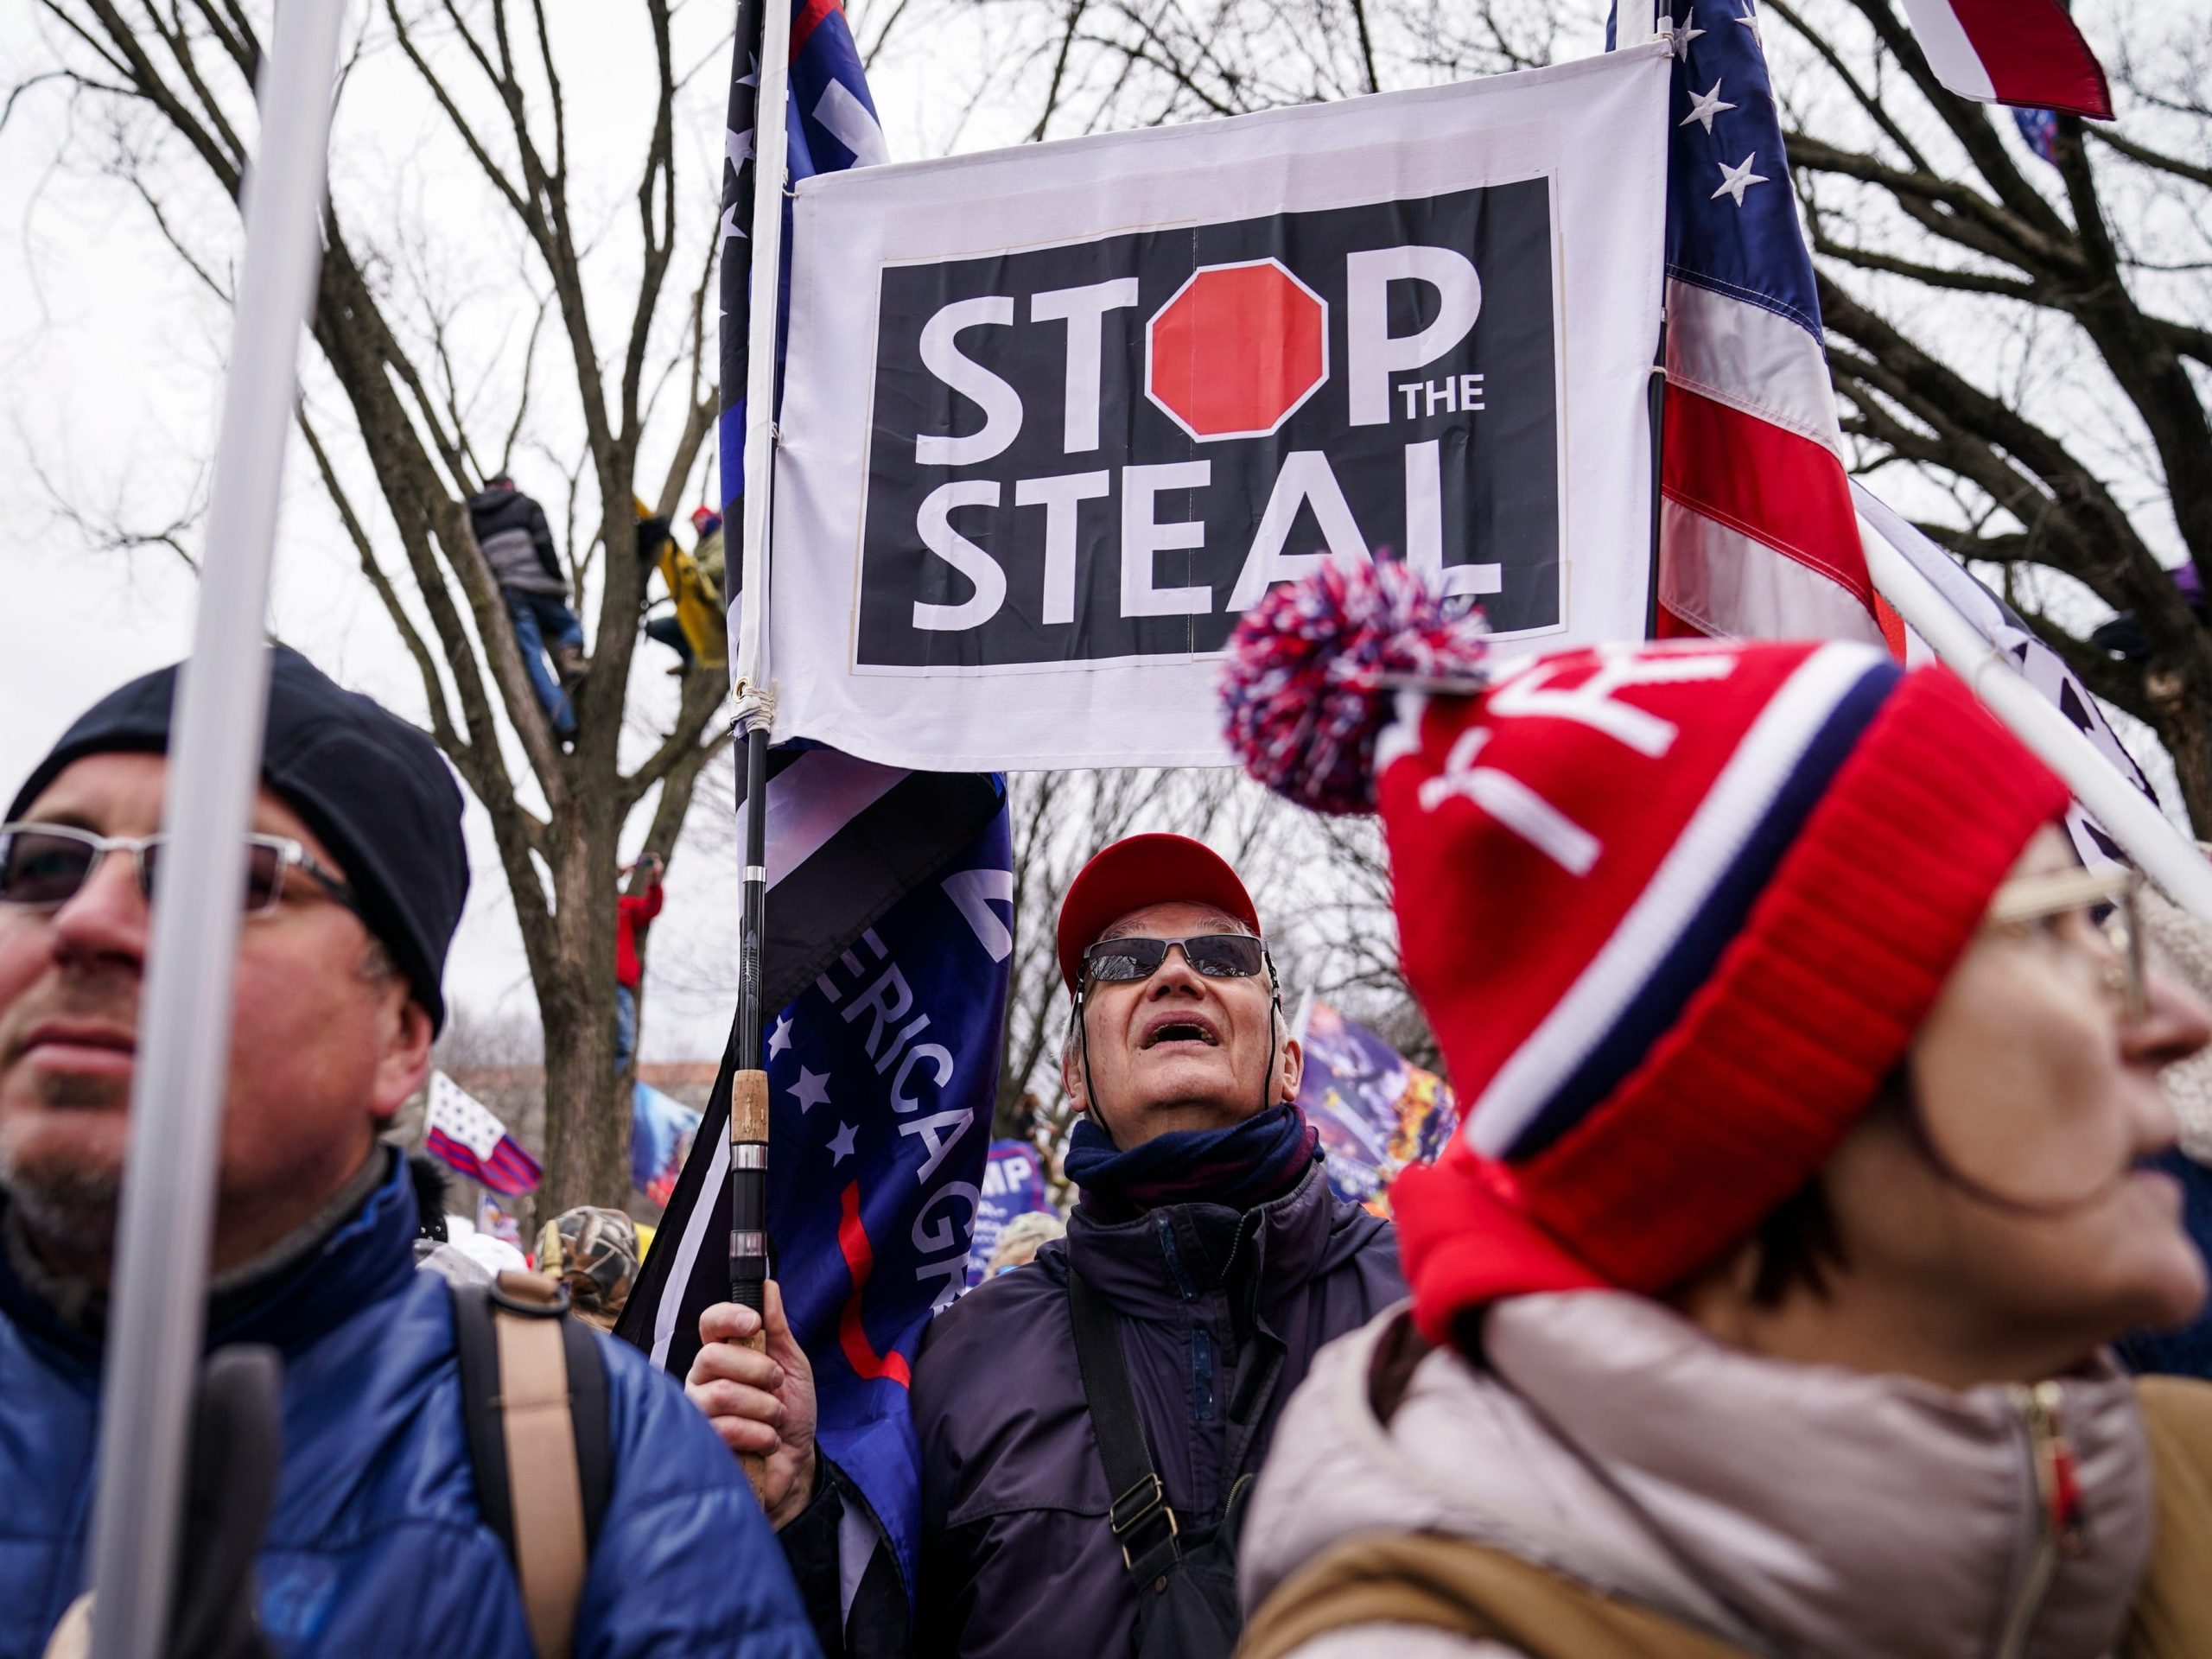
[909,1163,1402,1657]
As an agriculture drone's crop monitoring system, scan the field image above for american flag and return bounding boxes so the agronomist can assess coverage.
[1618,2,1886,648]
[423,1071,542,1198]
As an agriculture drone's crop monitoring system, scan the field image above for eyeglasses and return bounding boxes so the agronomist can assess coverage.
[1982,863,2143,1020]
[1082,932,1269,988]
[0,822,362,918]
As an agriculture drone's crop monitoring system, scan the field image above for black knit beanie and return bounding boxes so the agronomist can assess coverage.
[7,646,469,1030]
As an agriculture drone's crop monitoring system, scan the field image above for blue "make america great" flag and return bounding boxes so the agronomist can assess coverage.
[616,749,1009,1602]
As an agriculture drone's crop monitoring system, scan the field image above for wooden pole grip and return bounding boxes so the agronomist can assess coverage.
[730,1069,770,1142]
[728,1066,772,1505]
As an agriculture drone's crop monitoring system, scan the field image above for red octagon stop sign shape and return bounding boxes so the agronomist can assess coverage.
[1146,259,1329,442]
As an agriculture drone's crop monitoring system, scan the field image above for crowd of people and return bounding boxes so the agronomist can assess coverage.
[4,562,2212,1657]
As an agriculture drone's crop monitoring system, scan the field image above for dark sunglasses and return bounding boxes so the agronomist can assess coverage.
[1082,932,1268,987]
[0,822,361,918]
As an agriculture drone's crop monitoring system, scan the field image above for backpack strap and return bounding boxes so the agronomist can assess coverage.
[453,1270,613,1659]
[2127,1376,2212,1658]
[1066,1268,1183,1584]
[1238,1533,1752,1659]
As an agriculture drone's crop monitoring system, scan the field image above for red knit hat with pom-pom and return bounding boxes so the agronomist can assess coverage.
[1218,565,2069,1338]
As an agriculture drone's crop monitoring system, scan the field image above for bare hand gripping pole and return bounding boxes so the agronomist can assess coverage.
[84,3,347,1656]
[726,0,795,1506]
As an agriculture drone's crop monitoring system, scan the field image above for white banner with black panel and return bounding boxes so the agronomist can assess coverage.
[768,44,1672,770]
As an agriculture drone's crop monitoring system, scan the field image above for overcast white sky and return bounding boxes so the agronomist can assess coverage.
[0,3,1042,1061]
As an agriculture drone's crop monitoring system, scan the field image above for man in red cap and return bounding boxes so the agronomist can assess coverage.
[683,831,1403,1658]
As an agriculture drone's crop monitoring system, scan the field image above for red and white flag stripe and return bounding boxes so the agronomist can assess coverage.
[1658,277,1885,648]
[1897,0,2112,120]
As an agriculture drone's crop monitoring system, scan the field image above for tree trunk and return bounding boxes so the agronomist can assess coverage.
[538,982,621,1219]
[2149,665,2212,839]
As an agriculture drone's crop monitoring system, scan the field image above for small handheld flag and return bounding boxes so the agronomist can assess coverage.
[423,1071,543,1197]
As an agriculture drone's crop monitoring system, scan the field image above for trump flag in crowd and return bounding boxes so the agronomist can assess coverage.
[617,750,1010,1599]
[632,1082,702,1210]
[1294,1001,1458,1216]
[766,47,1671,771]
[672,0,1013,1604]
[964,1140,1054,1287]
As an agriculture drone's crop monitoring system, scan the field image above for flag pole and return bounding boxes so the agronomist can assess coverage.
[726,0,795,1503]
[84,3,346,1656]
[1623,0,1666,635]
[1863,531,2212,923]
[1643,324,1668,639]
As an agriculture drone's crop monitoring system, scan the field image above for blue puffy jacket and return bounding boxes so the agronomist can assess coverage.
[0,1151,818,1659]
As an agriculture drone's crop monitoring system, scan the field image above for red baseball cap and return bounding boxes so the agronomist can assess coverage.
[1055,834,1262,993]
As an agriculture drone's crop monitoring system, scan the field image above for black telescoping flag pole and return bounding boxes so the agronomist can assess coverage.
[721,0,796,1502]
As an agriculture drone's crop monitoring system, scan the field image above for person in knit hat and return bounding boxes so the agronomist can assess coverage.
[1214,563,2212,1659]
[0,649,814,1659]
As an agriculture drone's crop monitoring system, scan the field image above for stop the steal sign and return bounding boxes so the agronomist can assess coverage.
[856,181,1559,670]
[770,48,1670,768]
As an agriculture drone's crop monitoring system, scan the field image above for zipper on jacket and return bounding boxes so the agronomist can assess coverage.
[1191,1325,1216,1421]
[1155,1215,1198,1301]
[1995,1381,2083,1659]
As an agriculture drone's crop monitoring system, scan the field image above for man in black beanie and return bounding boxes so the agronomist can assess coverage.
[0,648,815,1659]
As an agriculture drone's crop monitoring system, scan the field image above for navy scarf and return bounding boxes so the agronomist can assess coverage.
[1067,1102,1319,1217]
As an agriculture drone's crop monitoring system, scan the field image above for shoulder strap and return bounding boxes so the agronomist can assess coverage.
[1238,1533,1751,1659]
[2127,1377,2212,1659]
[453,1270,613,1659]
[1066,1268,1182,1583]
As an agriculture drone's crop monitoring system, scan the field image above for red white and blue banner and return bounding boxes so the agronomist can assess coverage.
[617,765,1012,1597]
[423,1071,541,1197]
[748,810,1011,1590]
[1897,0,2112,121]
[964,1140,1054,1287]
[1295,1000,1458,1216]
[767,48,1671,770]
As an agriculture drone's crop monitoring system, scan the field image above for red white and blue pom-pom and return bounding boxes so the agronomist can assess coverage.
[1219,558,1491,815]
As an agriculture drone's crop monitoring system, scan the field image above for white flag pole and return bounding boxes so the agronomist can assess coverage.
[84,3,347,1656]
[1862,531,2212,924]
[1616,0,1662,47]
[732,0,794,703]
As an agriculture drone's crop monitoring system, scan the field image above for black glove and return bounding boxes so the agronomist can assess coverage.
[169,1346,283,1659]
